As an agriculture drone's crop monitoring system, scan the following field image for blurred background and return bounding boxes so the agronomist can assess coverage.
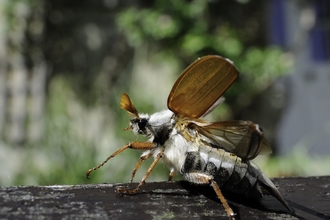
[0,0,329,186]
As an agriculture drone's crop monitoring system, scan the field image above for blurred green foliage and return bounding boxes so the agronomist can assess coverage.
[9,78,100,185]
[116,0,291,105]
[3,0,329,187]
[4,0,38,30]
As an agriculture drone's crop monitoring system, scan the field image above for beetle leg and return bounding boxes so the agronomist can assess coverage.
[129,151,153,183]
[210,179,236,220]
[184,172,236,220]
[86,142,155,179]
[118,151,163,194]
[168,168,175,181]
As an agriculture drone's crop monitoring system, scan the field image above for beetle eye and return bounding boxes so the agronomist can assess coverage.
[138,118,148,130]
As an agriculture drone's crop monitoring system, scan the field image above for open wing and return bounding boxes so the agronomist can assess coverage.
[190,120,272,160]
[167,55,238,119]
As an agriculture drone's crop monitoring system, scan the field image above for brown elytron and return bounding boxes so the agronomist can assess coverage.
[168,56,238,118]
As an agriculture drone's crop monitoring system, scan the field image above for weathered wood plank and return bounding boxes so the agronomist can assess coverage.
[0,176,329,219]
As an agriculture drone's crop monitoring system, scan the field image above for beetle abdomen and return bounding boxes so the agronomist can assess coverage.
[181,148,290,208]
[181,149,262,198]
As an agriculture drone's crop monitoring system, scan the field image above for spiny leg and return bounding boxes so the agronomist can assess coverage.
[129,151,153,183]
[86,142,155,179]
[184,172,235,219]
[210,179,235,219]
[118,151,164,194]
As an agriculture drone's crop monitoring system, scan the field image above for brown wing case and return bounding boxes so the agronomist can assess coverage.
[167,55,239,118]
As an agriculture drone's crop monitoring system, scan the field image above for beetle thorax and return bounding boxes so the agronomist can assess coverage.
[130,110,175,145]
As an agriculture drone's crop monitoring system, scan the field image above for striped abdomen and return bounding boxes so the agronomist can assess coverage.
[180,146,290,210]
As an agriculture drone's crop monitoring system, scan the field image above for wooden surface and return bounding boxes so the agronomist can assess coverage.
[0,176,329,220]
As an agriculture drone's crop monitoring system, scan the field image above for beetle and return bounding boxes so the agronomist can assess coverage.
[86,55,292,219]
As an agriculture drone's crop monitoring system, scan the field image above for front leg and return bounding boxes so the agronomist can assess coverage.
[86,142,155,179]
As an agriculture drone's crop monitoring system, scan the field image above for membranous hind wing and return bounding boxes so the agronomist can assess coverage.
[168,55,238,119]
[191,120,272,160]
